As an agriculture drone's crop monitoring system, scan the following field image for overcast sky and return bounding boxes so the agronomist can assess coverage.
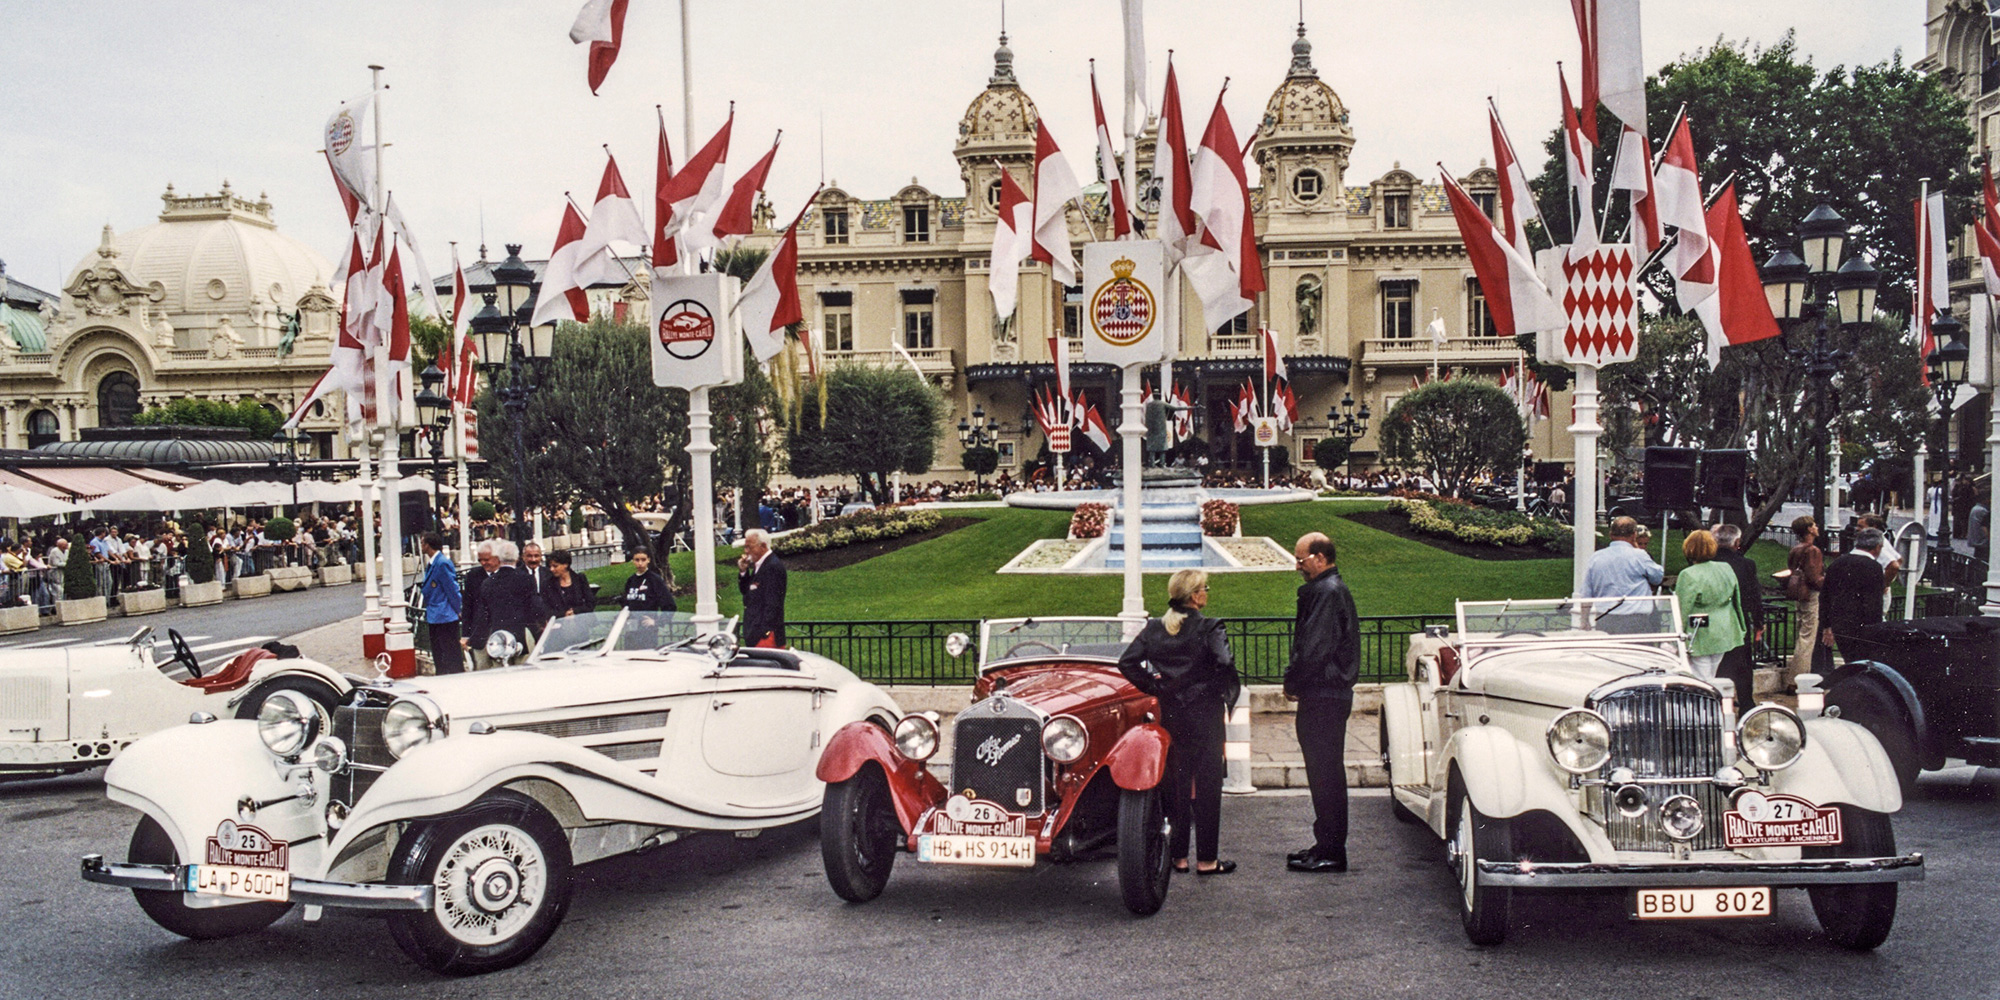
[0,1,1925,297]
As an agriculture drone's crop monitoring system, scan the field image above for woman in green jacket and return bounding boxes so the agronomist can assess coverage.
[1674,529,1746,680]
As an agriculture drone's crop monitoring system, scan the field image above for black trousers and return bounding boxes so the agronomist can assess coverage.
[1296,694,1352,862]
[1716,642,1756,718]
[1161,699,1226,864]
[430,620,464,675]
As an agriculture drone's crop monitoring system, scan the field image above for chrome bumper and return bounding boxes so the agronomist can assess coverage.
[79,855,435,911]
[1475,853,1925,888]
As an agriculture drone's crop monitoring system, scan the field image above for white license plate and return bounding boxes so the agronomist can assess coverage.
[1633,886,1771,920]
[917,834,1036,868]
[187,864,291,903]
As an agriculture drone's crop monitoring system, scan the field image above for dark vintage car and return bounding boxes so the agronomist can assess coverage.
[813,617,1176,915]
[1823,615,2000,794]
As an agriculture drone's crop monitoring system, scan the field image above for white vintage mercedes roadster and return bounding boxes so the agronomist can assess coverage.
[79,610,903,975]
[2,626,351,780]
[1381,597,1924,948]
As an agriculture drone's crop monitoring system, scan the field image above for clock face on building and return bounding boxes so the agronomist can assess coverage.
[1137,174,1162,215]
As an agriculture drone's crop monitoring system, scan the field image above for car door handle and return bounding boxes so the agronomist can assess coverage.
[712,700,732,710]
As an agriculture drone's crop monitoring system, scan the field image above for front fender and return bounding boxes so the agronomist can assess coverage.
[1444,725,1609,857]
[101,721,310,865]
[816,720,944,833]
[231,659,355,709]
[1768,717,1904,815]
[1380,683,1424,787]
[1829,660,1936,766]
[1103,723,1171,791]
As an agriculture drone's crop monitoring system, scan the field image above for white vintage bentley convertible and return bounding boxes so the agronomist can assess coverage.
[1381,597,1924,949]
[79,610,903,975]
[2,626,351,780]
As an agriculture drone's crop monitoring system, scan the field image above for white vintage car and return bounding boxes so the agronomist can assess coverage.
[79,610,903,975]
[1381,597,1924,949]
[2,626,351,780]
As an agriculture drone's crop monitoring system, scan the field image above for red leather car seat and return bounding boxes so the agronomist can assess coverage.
[1435,645,1463,686]
[183,647,274,693]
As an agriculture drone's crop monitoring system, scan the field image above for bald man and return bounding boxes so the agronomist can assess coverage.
[1284,531,1360,873]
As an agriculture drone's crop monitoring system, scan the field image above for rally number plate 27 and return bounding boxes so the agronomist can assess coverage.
[917,834,1036,868]
[1632,887,1771,920]
[187,864,291,903]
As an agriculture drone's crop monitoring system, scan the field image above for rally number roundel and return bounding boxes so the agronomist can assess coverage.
[658,298,716,360]
[1089,257,1155,348]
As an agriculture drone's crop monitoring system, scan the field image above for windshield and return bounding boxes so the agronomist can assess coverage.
[533,610,627,658]
[978,617,1135,670]
[610,611,704,652]
[531,609,738,659]
[1454,596,1685,659]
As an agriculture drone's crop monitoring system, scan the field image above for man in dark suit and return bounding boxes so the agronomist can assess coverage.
[467,539,539,669]
[1711,524,1764,715]
[1284,531,1360,873]
[736,528,788,647]
[520,542,556,621]
[1821,527,1888,667]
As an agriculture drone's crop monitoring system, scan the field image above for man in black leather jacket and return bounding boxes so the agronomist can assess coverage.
[1284,532,1360,872]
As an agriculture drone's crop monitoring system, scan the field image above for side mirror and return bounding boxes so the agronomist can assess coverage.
[1423,624,1450,639]
[944,632,970,658]
[705,631,739,663]
[485,630,523,663]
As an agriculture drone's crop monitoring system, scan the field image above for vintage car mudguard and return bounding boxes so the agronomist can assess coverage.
[1769,716,1904,815]
[1380,683,1425,787]
[1102,723,1171,791]
[101,721,311,866]
[1442,725,1608,855]
[225,659,354,708]
[1827,659,1935,765]
[815,720,948,832]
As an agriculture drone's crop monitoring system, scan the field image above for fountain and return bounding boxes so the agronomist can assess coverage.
[1000,469,1311,574]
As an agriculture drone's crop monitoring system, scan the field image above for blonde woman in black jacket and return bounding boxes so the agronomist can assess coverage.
[1117,569,1243,875]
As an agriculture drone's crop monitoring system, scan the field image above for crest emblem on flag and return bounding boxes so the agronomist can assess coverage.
[659,298,716,360]
[1560,245,1638,366]
[1089,257,1156,348]
[326,111,356,156]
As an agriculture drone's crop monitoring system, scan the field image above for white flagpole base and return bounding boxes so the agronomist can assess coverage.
[690,385,722,637]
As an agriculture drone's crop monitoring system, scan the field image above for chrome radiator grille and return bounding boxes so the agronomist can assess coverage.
[1592,683,1729,852]
[331,705,391,808]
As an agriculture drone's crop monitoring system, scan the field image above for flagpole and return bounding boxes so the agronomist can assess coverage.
[1571,362,1601,597]
[1516,348,1528,511]
[350,66,383,669]
[369,65,414,678]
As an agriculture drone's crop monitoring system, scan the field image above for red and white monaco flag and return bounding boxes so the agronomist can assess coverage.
[657,110,733,257]
[1090,63,1132,239]
[988,165,1034,320]
[651,110,677,267]
[1440,169,1565,338]
[1048,334,1072,403]
[530,201,594,328]
[1610,125,1662,255]
[1690,181,1781,362]
[1656,116,1715,312]
[1185,85,1264,334]
[1151,60,1199,267]
[1030,121,1083,286]
[712,133,780,242]
[1572,0,1645,130]
[1262,325,1288,383]
[577,151,648,285]
[1488,105,1539,259]
[1976,163,2000,297]
[323,89,377,215]
[737,191,819,364]
[1560,71,1599,256]
[1076,397,1113,452]
[570,0,630,95]
[1916,189,1948,376]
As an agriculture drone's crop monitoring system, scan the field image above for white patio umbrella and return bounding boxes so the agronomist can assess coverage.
[397,475,442,495]
[295,479,366,504]
[169,479,249,510]
[85,482,192,514]
[232,481,295,506]
[0,483,79,519]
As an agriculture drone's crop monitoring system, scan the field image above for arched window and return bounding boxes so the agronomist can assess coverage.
[26,410,59,449]
[97,371,141,427]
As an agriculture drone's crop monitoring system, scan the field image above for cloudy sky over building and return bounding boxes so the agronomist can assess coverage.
[1,1,1921,295]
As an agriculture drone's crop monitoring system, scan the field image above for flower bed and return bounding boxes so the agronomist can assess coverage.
[1389,497,1570,554]
[774,507,943,556]
[1013,540,1088,569]
[1200,499,1240,537]
[1215,538,1292,567]
[1069,503,1110,539]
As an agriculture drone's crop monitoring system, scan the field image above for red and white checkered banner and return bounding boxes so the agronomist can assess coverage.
[453,407,480,461]
[1046,425,1071,454]
[1560,244,1638,367]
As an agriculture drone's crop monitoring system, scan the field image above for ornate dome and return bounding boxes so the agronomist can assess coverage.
[75,182,333,317]
[955,33,1039,156]
[1259,24,1354,148]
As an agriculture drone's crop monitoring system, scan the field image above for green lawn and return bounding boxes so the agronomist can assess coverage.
[583,502,1800,621]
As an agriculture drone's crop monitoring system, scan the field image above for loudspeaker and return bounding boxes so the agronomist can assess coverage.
[1697,449,1749,509]
[1643,446,1700,510]
[399,491,433,537]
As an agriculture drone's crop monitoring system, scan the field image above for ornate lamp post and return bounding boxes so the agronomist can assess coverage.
[956,404,1002,494]
[1326,392,1370,485]
[1760,204,1880,552]
[414,364,452,538]
[1925,312,1970,552]
[268,428,303,510]
[472,245,557,547]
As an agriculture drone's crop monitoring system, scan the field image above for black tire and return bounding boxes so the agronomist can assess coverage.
[1381,716,1421,825]
[384,791,573,976]
[1449,786,1511,946]
[233,676,344,722]
[821,764,900,903]
[1825,680,1921,798]
[1116,786,1172,916]
[127,815,292,939]
[1803,806,1900,950]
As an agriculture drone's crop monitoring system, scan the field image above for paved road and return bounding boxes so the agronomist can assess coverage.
[0,587,366,669]
[1,771,1993,999]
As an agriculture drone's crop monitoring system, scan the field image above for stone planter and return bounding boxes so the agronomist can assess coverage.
[180,580,225,607]
[120,588,168,616]
[589,529,609,545]
[57,596,108,625]
[269,566,314,593]
[233,575,272,599]
[318,564,353,587]
[0,604,40,635]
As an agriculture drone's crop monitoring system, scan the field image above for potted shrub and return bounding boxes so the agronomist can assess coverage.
[57,534,107,625]
[180,533,225,606]
[259,516,314,591]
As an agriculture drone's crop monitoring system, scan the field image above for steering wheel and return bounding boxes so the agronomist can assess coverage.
[168,628,202,678]
[1497,629,1545,638]
[1003,640,1061,659]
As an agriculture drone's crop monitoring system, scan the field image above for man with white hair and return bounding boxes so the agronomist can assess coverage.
[736,528,789,647]
[464,538,539,669]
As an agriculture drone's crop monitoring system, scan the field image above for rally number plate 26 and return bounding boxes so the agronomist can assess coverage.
[917,834,1036,868]
[187,864,291,903]
[1632,887,1771,920]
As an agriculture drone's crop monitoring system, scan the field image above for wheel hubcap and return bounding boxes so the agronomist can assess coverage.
[1455,808,1475,909]
[433,824,547,945]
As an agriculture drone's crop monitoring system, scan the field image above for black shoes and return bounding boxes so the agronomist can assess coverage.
[1287,851,1348,873]
[1195,860,1238,876]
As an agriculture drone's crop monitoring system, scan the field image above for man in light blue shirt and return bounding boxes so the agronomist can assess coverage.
[1585,517,1665,633]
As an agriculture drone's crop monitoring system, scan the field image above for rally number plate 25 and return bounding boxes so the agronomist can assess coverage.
[1632,887,1771,920]
[917,834,1036,868]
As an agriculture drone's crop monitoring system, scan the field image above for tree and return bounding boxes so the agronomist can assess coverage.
[409,313,452,371]
[709,364,781,533]
[132,398,282,439]
[785,364,947,503]
[1378,380,1528,498]
[1312,437,1352,473]
[63,535,98,599]
[183,533,216,585]
[961,445,1000,490]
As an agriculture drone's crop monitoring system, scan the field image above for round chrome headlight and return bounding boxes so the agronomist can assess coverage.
[893,714,940,761]
[1545,708,1611,774]
[1042,716,1089,764]
[1738,705,1806,771]
[1659,793,1705,841]
[705,631,739,662]
[381,698,446,758]
[484,630,523,663]
[312,736,349,774]
[256,691,322,759]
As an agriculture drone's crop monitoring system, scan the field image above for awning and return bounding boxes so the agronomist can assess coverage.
[0,469,66,498]
[5,466,161,502]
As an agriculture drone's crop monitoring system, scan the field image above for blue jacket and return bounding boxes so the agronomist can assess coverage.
[422,552,462,624]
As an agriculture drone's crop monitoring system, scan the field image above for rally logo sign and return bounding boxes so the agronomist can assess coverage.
[326,112,356,156]
[659,298,716,360]
[1089,256,1156,348]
